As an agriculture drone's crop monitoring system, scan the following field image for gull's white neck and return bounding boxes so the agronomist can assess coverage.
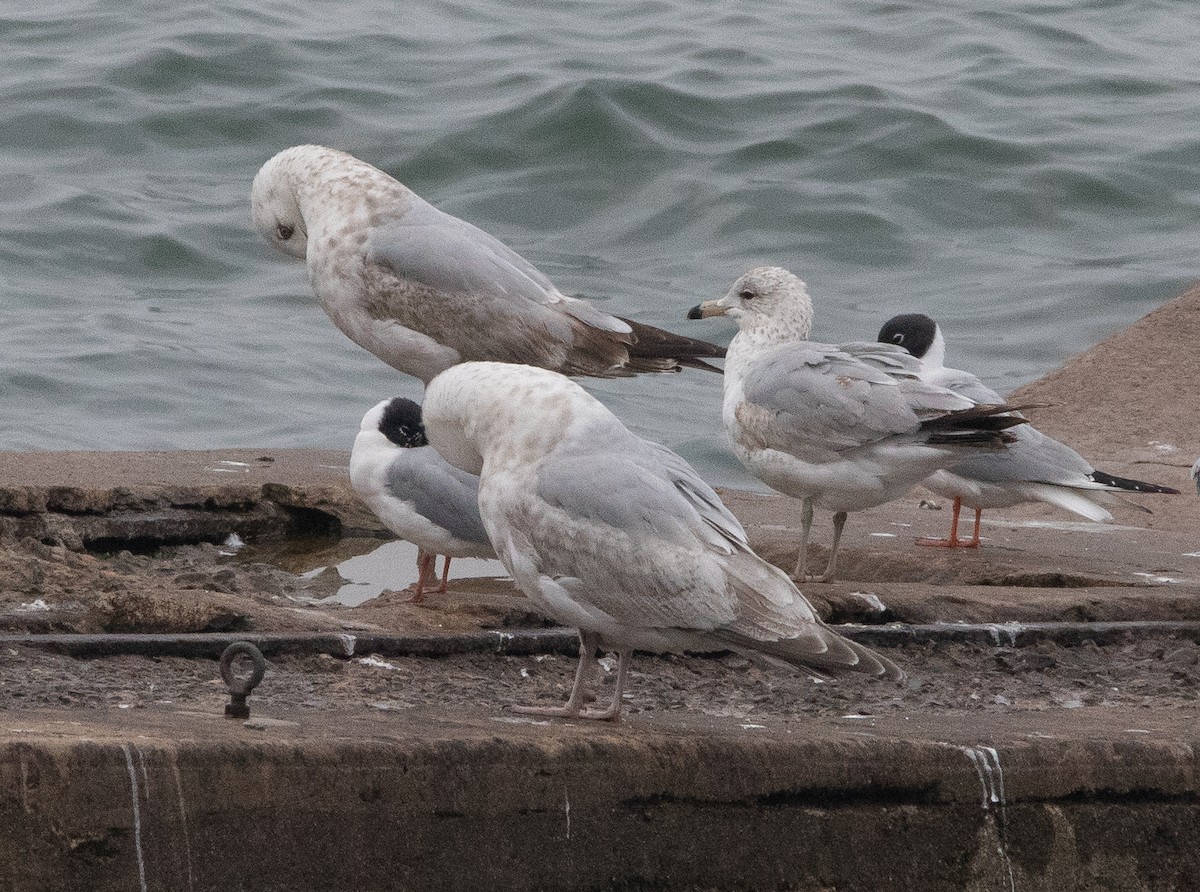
[284,148,414,256]
[425,364,606,477]
[724,307,813,382]
[922,326,948,372]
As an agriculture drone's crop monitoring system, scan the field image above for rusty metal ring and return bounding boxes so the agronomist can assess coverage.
[219,642,267,696]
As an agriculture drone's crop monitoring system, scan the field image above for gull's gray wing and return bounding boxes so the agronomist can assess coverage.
[908,362,1092,486]
[923,364,1005,405]
[366,194,629,334]
[838,341,986,416]
[529,426,752,629]
[536,429,749,556]
[836,341,924,377]
[737,342,968,460]
[952,424,1096,486]
[530,426,896,672]
[385,447,489,546]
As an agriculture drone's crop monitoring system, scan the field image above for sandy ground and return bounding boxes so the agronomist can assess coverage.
[0,284,1197,725]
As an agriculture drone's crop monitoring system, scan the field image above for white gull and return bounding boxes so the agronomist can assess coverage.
[251,145,724,383]
[688,266,1023,582]
[422,361,902,720]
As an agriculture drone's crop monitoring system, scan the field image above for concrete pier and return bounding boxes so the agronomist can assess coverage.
[1,283,1198,889]
[3,706,1198,891]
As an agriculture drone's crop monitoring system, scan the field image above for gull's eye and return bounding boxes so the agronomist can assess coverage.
[739,289,756,300]
[892,333,905,345]
[277,222,295,241]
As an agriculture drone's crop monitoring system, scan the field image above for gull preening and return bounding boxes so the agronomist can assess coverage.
[688,267,1024,582]
[251,145,724,383]
[878,313,1179,546]
[421,361,902,720]
[350,397,493,602]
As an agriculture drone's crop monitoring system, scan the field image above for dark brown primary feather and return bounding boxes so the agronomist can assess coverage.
[618,316,726,374]
[918,402,1027,446]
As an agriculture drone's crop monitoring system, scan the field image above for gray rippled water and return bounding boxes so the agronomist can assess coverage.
[3,1,1198,484]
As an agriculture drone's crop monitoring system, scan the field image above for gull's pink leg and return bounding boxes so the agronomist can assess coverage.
[404,549,438,604]
[512,630,600,718]
[813,511,847,583]
[434,556,453,593]
[793,497,814,579]
[965,507,983,547]
[579,649,632,721]
[918,496,967,548]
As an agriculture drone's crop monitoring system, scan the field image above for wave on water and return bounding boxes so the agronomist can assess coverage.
[0,1,1197,482]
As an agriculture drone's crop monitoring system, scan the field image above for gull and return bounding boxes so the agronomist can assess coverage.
[251,145,725,383]
[878,312,1180,546]
[688,267,1024,582]
[1192,458,1200,494]
[422,361,902,720]
[350,397,493,602]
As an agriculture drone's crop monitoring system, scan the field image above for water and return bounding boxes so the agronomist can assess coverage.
[4,1,1198,486]
[319,539,507,606]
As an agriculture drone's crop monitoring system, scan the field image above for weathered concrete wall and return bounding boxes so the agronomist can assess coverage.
[1,708,1197,891]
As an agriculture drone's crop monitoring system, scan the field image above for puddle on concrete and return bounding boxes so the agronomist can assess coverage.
[242,536,508,607]
[323,540,508,606]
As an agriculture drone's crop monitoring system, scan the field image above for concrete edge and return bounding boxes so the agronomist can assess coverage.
[7,620,1200,660]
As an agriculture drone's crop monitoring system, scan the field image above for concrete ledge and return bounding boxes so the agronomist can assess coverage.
[2,707,1198,891]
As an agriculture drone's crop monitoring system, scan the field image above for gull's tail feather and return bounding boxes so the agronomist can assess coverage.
[720,628,904,682]
[1022,484,1114,523]
[715,548,904,682]
[619,317,726,374]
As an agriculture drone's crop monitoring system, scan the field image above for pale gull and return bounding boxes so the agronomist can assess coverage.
[688,267,1024,582]
[350,397,493,602]
[251,145,725,383]
[878,313,1179,547]
[421,361,902,720]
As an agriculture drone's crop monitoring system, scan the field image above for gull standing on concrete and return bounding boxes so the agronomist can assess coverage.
[878,313,1179,547]
[251,145,725,383]
[422,361,902,720]
[688,267,1024,582]
[350,397,493,602]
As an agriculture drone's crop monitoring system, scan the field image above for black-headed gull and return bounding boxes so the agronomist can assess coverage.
[878,312,1179,546]
[350,397,493,602]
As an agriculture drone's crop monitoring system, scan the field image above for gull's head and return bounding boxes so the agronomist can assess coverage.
[688,267,814,341]
[1191,457,1200,493]
[251,146,322,260]
[877,313,945,370]
[424,362,598,477]
[362,397,428,449]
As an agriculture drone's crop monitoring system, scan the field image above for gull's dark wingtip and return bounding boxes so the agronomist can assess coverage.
[616,316,726,374]
[1089,469,1181,495]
